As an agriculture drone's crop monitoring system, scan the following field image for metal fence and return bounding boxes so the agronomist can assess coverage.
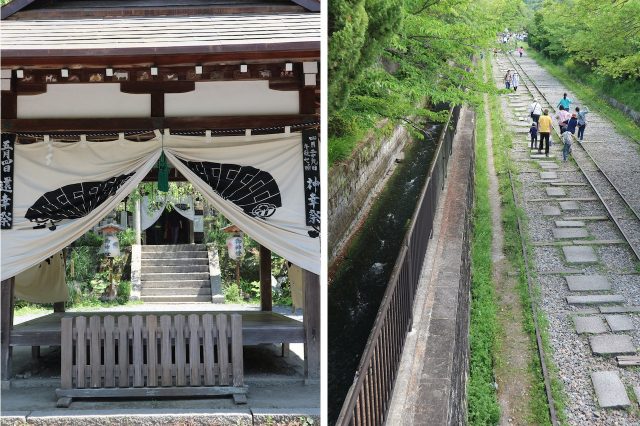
[335,105,462,426]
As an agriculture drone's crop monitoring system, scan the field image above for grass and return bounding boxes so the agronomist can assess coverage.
[527,49,640,147]
[486,54,567,425]
[467,61,500,425]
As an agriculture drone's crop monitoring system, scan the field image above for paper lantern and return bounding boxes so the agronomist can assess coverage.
[226,236,244,260]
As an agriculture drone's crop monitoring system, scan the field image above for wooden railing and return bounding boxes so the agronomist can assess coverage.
[56,313,247,407]
[336,105,461,425]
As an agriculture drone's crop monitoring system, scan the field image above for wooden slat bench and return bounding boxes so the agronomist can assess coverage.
[56,313,247,407]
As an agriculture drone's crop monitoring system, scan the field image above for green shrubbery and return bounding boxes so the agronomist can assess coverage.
[206,213,293,306]
[527,0,640,111]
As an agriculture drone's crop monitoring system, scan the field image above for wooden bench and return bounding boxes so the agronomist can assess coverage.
[56,313,247,407]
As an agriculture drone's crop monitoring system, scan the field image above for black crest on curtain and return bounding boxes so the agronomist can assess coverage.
[180,160,281,219]
[25,172,134,230]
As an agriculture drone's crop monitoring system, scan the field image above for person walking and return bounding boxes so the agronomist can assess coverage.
[561,130,573,162]
[529,98,542,124]
[504,70,512,89]
[511,71,519,91]
[576,106,590,142]
[557,93,572,110]
[518,46,524,57]
[567,113,578,135]
[529,122,538,149]
[538,109,553,156]
[555,106,571,134]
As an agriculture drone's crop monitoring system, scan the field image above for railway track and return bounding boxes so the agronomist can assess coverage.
[503,53,640,262]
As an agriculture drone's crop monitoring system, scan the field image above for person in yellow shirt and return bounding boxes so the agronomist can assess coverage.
[537,109,553,156]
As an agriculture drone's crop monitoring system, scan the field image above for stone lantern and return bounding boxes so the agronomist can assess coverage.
[97,222,124,300]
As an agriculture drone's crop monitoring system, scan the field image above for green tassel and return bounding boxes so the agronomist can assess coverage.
[157,151,169,192]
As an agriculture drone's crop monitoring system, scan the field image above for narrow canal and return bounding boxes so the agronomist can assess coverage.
[328,123,441,424]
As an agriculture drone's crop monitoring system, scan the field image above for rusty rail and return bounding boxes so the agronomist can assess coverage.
[335,105,462,426]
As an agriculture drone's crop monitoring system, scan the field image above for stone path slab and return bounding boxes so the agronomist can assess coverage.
[546,187,566,197]
[553,228,589,239]
[600,306,640,314]
[539,162,559,170]
[590,335,636,356]
[542,206,561,216]
[563,246,598,264]
[560,201,579,211]
[605,315,634,332]
[532,154,555,159]
[574,316,608,334]
[555,220,586,227]
[591,371,631,408]
[567,295,625,305]
[540,172,558,180]
[566,275,611,291]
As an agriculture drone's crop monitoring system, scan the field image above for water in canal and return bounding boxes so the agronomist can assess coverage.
[328,124,440,424]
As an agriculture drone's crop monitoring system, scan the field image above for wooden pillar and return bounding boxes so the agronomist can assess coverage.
[135,198,142,245]
[1,278,15,382]
[259,245,272,311]
[303,270,320,382]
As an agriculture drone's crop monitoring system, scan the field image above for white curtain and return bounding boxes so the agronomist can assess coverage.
[140,195,167,231]
[1,131,320,279]
[164,132,319,274]
[1,136,161,280]
[169,194,195,221]
[140,194,194,231]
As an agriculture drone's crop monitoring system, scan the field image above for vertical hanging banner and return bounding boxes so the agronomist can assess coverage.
[302,129,320,238]
[1,133,15,229]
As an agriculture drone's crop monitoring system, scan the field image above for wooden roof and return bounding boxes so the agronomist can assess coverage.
[2,0,319,19]
[0,13,320,64]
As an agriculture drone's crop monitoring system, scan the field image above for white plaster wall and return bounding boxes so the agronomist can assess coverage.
[17,84,151,118]
[165,80,299,116]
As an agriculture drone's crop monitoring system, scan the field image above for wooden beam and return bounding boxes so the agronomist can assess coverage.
[0,91,17,120]
[12,5,307,20]
[303,270,320,381]
[299,87,317,115]
[259,245,272,312]
[1,278,15,382]
[150,92,164,118]
[120,81,195,94]
[0,44,320,67]
[2,114,318,132]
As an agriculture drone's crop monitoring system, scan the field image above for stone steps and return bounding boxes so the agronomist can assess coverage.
[141,264,208,274]
[141,244,206,252]
[142,257,208,266]
[142,251,208,259]
[142,271,210,281]
[140,295,213,303]
[140,244,211,303]
[141,287,212,296]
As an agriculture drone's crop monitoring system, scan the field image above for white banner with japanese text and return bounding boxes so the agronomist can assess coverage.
[1,131,320,280]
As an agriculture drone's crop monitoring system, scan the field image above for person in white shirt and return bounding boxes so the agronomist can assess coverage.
[511,72,519,91]
[529,99,542,124]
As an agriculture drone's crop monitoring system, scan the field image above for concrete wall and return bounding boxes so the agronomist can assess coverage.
[328,125,411,263]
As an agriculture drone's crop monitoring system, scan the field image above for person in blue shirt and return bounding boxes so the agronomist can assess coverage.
[566,113,578,135]
[557,93,572,110]
[575,106,590,142]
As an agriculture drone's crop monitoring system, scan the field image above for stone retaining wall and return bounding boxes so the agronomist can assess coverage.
[328,125,410,263]
[605,96,640,126]
[449,114,475,425]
